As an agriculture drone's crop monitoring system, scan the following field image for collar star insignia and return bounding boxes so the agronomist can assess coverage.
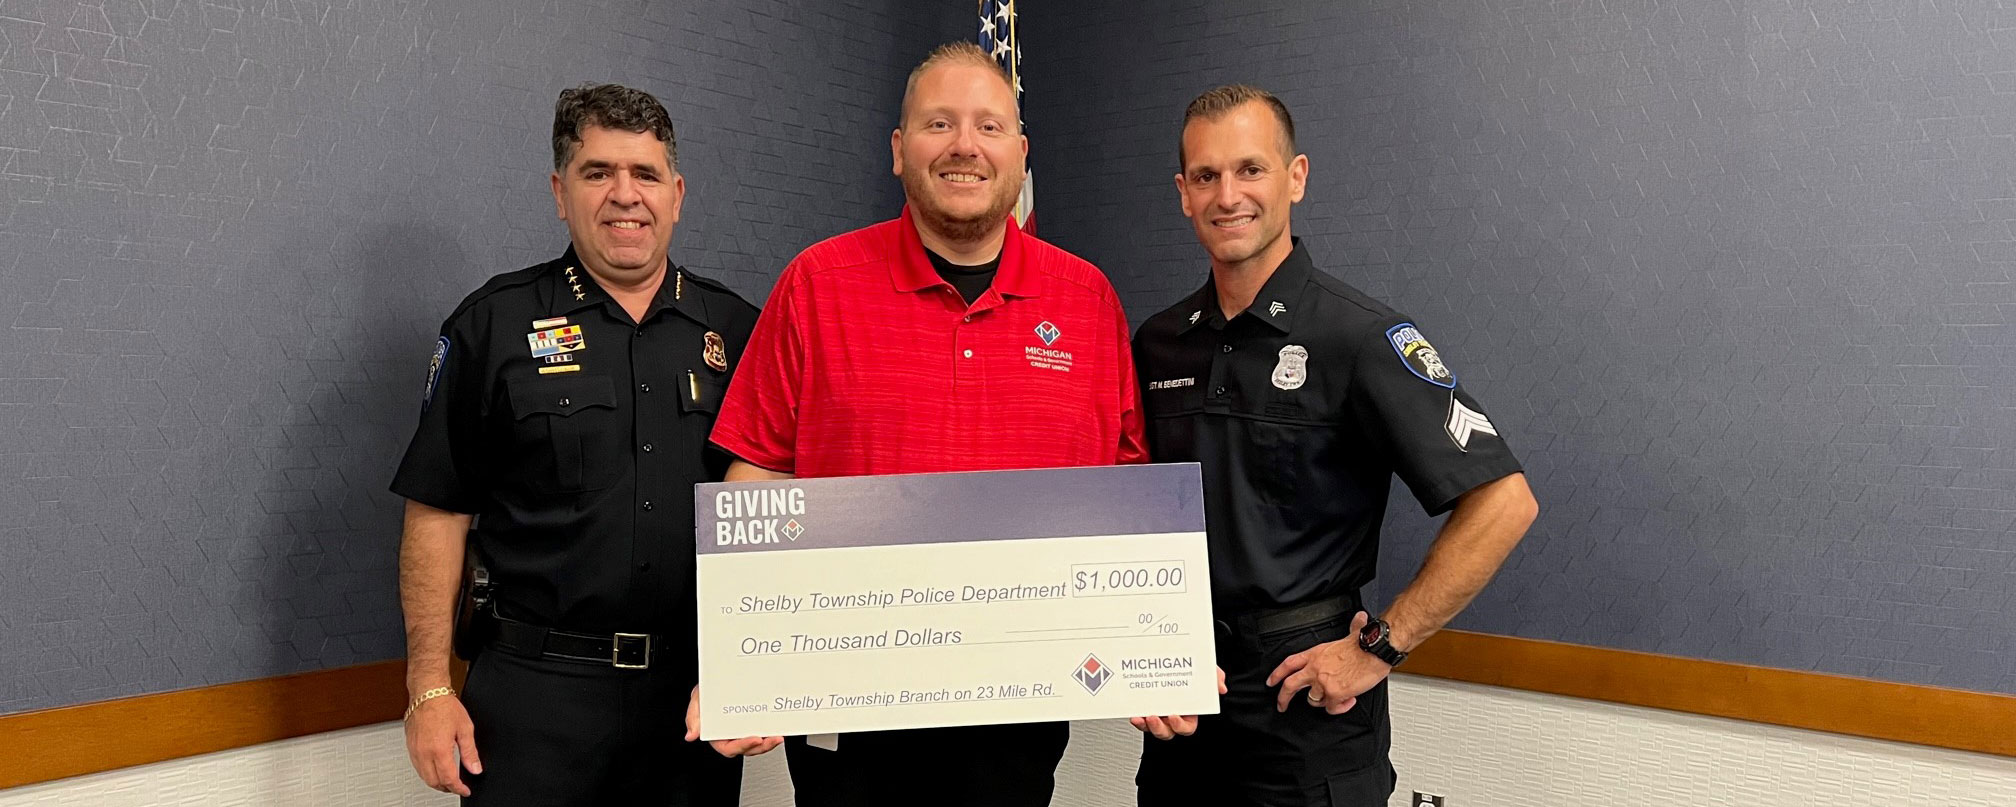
[575,292,586,300]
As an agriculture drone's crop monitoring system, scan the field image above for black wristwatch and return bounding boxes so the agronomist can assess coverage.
[1357,616,1408,667]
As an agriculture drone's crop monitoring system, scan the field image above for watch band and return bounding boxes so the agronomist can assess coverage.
[1358,617,1409,667]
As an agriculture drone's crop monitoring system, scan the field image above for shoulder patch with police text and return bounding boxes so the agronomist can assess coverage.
[1386,323,1456,388]
[423,336,449,410]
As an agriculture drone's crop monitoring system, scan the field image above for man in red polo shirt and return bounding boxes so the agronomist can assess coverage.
[688,42,1147,806]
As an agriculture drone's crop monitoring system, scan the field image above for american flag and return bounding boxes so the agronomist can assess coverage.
[978,0,1034,233]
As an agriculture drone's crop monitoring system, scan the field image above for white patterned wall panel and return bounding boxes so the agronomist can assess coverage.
[8,677,2010,805]
[1385,677,2016,807]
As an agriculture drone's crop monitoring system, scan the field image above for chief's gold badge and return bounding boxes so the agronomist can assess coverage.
[703,331,728,372]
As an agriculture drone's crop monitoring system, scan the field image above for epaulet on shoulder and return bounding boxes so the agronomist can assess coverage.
[679,267,757,309]
[1140,301,1196,335]
[1306,269,1401,323]
[447,263,548,321]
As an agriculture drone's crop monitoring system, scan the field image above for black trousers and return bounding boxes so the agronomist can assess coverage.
[458,649,743,806]
[782,721,1071,806]
[1137,613,1395,807]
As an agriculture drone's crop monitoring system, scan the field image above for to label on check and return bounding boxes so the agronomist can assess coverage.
[693,463,1218,739]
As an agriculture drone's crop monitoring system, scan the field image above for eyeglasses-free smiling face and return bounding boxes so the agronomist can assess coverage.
[893,62,1028,243]
[551,124,685,281]
[1175,101,1308,273]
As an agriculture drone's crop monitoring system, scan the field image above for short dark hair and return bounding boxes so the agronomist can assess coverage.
[1178,84,1296,168]
[551,83,678,171]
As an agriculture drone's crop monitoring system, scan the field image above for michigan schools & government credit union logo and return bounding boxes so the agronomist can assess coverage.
[1073,653,1111,695]
[1026,319,1074,372]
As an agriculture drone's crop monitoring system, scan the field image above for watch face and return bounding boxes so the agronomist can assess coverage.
[1359,620,1383,646]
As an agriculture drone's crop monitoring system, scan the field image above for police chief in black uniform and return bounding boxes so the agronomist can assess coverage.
[1130,85,1540,807]
[392,84,756,806]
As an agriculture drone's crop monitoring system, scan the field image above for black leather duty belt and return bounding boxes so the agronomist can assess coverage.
[1218,594,1358,638]
[491,615,665,670]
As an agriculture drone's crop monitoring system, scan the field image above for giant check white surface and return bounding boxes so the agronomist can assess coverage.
[694,464,1217,739]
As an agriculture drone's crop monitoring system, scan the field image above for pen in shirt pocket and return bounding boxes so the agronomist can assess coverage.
[688,370,699,402]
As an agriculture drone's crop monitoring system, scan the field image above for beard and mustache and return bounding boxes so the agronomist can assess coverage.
[901,158,1024,243]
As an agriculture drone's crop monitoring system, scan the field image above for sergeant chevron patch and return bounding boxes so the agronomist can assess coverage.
[1445,395,1497,451]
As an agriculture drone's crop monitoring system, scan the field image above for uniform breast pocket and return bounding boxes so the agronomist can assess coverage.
[679,371,727,417]
[1143,382,1205,462]
[1245,417,1338,506]
[506,374,621,493]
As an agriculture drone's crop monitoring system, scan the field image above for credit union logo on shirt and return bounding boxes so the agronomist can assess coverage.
[1026,320,1073,372]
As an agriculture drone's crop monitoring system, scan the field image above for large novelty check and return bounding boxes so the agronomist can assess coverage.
[693,464,1218,740]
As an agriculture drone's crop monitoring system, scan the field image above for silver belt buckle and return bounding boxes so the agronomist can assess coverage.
[611,632,651,669]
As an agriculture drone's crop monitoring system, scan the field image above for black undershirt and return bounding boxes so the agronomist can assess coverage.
[925,248,1001,305]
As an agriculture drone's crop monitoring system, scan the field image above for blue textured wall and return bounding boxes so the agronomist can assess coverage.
[6,0,2012,716]
[1026,1,2015,694]
[0,0,966,714]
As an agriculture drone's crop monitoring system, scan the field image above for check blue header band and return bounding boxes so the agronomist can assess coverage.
[695,463,1204,555]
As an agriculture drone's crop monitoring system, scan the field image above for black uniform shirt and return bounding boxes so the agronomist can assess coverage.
[1133,239,1522,613]
[391,246,758,636]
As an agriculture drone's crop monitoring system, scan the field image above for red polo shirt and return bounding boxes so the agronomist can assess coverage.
[712,207,1147,477]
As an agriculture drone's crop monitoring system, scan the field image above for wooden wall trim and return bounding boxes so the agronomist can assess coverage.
[4,633,2011,790]
[0,660,407,790]
[1404,629,2016,758]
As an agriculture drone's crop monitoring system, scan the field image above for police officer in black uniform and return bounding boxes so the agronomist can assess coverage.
[1131,85,1540,807]
[392,84,756,806]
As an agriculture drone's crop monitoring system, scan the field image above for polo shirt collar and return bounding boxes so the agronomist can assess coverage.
[890,205,1042,299]
[1178,237,1312,335]
[551,246,709,327]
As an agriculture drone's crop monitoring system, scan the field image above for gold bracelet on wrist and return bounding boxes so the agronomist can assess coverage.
[404,686,456,720]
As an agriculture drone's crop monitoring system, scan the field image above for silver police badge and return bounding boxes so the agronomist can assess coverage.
[1272,345,1309,390]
